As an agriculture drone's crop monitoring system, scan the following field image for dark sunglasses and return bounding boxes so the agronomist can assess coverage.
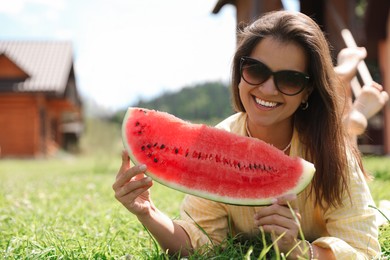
[239,56,310,96]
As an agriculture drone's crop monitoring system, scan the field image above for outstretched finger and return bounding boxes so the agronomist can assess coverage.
[118,150,131,176]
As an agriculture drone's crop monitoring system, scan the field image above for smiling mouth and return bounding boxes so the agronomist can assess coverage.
[254,96,280,108]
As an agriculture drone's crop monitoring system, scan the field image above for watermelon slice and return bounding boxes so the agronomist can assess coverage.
[122,107,315,205]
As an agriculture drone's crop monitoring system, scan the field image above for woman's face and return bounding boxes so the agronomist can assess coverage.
[239,37,311,129]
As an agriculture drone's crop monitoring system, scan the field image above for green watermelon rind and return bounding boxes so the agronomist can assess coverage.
[122,108,315,206]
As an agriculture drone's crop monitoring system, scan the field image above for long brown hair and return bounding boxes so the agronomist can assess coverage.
[231,11,364,209]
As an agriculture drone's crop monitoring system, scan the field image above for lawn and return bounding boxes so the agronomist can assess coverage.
[0,118,389,259]
[0,154,186,259]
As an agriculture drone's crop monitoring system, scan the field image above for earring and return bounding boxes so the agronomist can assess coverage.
[301,101,309,110]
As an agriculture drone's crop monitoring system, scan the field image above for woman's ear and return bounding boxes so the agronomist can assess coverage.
[305,86,314,100]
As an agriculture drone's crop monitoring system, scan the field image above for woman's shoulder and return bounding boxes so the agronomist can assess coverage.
[215,112,247,135]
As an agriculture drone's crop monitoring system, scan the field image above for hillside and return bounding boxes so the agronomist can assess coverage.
[111,81,235,125]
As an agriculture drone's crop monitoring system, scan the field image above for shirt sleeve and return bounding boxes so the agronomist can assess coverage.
[312,156,381,259]
[174,194,230,250]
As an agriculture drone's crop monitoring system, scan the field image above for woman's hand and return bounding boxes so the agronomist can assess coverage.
[254,194,302,257]
[113,151,193,256]
[112,151,154,217]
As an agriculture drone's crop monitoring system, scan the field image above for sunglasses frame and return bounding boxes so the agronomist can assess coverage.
[240,56,310,96]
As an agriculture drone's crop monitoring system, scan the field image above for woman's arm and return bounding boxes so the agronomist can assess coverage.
[137,206,192,256]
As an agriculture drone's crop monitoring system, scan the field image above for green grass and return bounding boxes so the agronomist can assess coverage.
[0,118,389,259]
[0,155,186,259]
[379,224,390,258]
[364,156,390,205]
[364,156,390,259]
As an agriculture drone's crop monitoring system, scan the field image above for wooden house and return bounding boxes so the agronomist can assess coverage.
[0,41,83,157]
[213,0,390,155]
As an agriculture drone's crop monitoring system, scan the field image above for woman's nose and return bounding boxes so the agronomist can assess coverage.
[258,77,278,95]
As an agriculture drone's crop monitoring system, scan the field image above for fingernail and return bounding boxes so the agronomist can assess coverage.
[145,176,152,182]
[271,198,278,204]
[139,164,147,171]
[122,150,129,160]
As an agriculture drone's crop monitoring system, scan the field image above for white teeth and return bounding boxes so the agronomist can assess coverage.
[255,97,278,108]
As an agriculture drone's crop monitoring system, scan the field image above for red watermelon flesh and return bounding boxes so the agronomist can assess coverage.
[122,107,315,205]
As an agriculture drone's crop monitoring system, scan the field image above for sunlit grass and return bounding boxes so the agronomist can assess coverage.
[1,154,389,259]
[364,156,390,206]
[0,154,186,259]
[0,118,389,258]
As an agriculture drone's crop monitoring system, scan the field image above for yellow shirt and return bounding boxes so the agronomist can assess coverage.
[175,112,380,259]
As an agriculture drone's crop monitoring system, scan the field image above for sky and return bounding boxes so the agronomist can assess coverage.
[0,0,299,111]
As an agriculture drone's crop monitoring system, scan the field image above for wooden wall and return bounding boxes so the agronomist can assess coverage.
[0,93,75,157]
[0,47,83,157]
[0,94,42,156]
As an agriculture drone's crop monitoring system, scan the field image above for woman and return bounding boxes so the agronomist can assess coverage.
[113,11,381,259]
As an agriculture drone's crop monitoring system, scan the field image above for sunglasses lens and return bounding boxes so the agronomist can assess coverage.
[241,60,270,85]
[274,71,308,95]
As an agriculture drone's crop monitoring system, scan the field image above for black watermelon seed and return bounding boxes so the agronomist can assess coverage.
[160,144,165,149]
[153,158,159,163]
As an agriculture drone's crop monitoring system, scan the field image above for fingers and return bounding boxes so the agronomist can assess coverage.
[254,194,301,234]
[115,175,152,199]
[254,203,300,223]
[113,152,152,201]
[254,195,303,254]
[255,209,300,227]
[113,163,147,190]
[118,150,148,181]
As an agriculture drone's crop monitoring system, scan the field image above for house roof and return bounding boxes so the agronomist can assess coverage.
[0,41,74,94]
